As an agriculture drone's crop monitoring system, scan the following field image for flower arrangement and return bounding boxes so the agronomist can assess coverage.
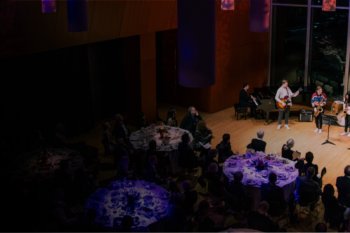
[157,126,168,139]
[254,158,267,171]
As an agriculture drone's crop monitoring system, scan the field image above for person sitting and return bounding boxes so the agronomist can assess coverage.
[295,167,322,209]
[180,106,202,135]
[247,201,280,232]
[239,83,258,117]
[321,184,345,230]
[216,133,234,163]
[227,171,249,212]
[178,133,197,171]
[336,165,350,208]
[193,121,213,151]
[260,172,287,217]
[281,138,295,160]
[182,180,198,215]
[101,121,115,156]
[315,222,328,232]
[247,129,267,153]
[281,139,304,174]
[113,114,129,142]
[303,151,326,187]
[166,108,178,127]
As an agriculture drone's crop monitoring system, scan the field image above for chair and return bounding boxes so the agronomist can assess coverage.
[234,103,248,120]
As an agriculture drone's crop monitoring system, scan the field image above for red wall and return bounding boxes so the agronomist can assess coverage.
[209,0,269,112]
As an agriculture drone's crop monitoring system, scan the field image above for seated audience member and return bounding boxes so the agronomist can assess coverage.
[282,138,304,174]
[206,162,223,197]
[239,83,257,117]
[101,121,115,156]
[295,167,322,208]
[281,138,295,160]
[304,151,327,186]
[178,133,197,171]
[260,172,287,217]
[247,129,267,152]
[227,171,248,212]
[182,180,198,215]
[247,201,280,232]
[193,121,213,151]
[216,133,234,163]
[336,165,350,208]
[315,222,328,232]
[322,184,345,230]
[113,114,129,142]
[191,200,216,232]
[180,106,202,135]
[118,215,133,232]
[166,108,178,127]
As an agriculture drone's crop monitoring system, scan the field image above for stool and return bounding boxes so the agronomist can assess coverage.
[234,104,248,120]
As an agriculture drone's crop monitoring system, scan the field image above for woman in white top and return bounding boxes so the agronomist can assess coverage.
[275,80,300,130]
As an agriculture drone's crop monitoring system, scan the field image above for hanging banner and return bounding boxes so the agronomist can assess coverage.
[67,0,88,32]
[221,0,235,11]
[41,0,56,14]
[177,0,216,88]
[322,0,336,11]
[249,0,271,32]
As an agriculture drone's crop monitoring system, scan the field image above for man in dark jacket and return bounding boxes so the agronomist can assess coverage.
[247,129,266,152]
[180,106,202,135]
[336,165,350,207]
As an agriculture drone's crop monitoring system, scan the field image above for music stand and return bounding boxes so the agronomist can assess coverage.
[322,114,337,145]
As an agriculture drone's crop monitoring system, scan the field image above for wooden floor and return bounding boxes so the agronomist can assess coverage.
[158,104,350,190]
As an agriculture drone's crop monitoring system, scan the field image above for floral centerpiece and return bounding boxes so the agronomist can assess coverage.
[157,125,168,139]
[254,157,268,171]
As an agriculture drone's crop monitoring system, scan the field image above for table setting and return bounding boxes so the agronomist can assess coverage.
[129,124,193,152]
[85,179,170,230]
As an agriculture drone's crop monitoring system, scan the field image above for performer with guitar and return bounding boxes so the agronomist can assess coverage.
[340,92,350,136]
[311,86,327,134]
[275,80,302,130]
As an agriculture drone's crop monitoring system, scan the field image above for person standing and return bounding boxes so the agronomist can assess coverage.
[341,92,350,136]
[275,80,301,130]
[311,86,327,134]
[180,106,202,135]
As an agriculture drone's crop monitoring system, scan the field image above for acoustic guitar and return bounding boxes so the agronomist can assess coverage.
[276,87,303,109]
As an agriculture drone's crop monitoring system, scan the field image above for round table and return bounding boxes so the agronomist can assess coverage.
[129,124,192,152]
[223,152,299,209]
[85,179,170,230]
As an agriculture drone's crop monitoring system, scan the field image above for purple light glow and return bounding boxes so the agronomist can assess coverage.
[41,0,56,14]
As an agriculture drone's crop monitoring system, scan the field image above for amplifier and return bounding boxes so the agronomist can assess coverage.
[299,109,313,122]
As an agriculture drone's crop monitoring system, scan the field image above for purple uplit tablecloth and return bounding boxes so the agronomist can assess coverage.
[223,152,299,188]
[85,179,170,230]
[129,124,193,152]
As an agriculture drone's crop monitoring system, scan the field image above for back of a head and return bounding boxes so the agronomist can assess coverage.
[222,133,230,142]
[315,222,327,232]
[286,138,294,148]
[344,165,350,176]
[307,166,315,178]
[121,215,133,230]
[268,172,277,184]
[257,129,264,139]
[257,201,269,213]
[322,184,335,198]
[233,171,243,182]
[305,151,314,164]
[198,200,210,214]
[181,133,190,144]
[148,140,157,150]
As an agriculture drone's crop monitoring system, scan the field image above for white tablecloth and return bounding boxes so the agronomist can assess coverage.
[129,124,193,152]
[86,179,169,230]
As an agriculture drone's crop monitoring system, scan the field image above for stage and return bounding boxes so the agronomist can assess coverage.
[159,104,350,190]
